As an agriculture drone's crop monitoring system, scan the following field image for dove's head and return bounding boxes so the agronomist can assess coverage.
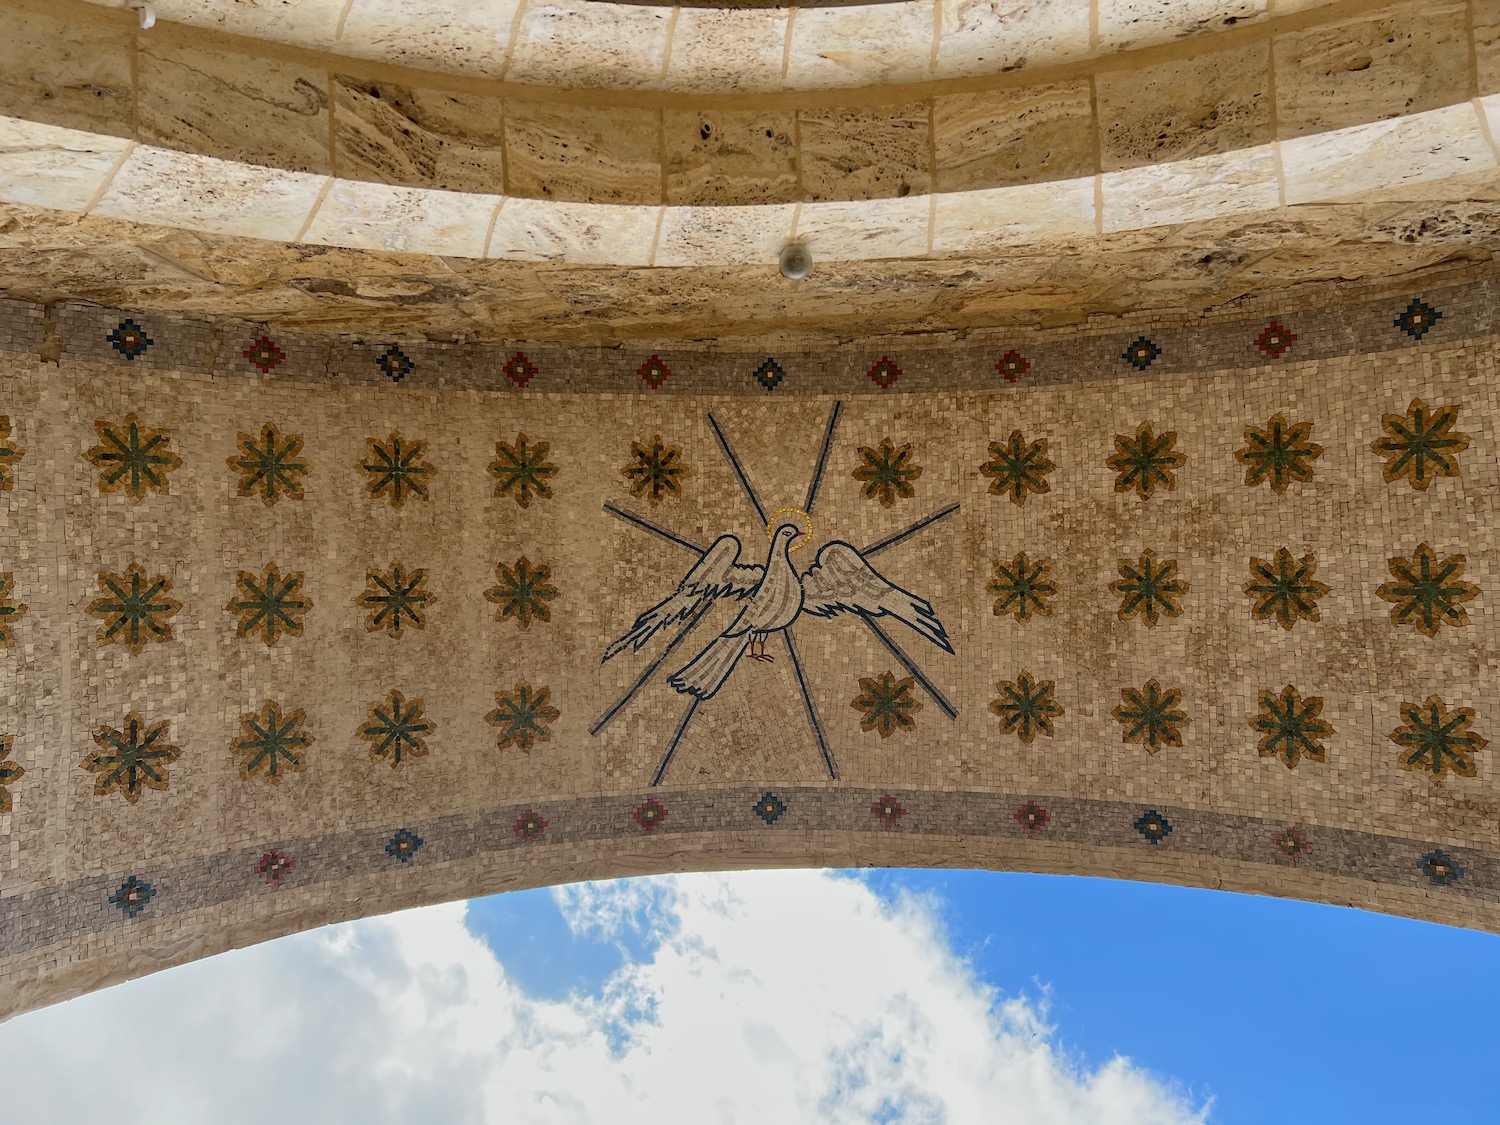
[771,522,803,549]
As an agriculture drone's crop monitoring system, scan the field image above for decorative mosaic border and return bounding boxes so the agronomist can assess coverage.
[0,276,1490,396]
[1,784,1493,960]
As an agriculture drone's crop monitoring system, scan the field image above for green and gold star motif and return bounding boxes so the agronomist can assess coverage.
[1251,685,1334,769]
[979,431,1054,506]
[81,711,181,804]
[360,431,434,509]
[1112,679,1189,752]
[228,563,312,645]
[489,432,558,508]
[1243,549,1328,630]
[486,680,560,752]
[1391,696,1486,779]
[990,672,1064,744]
[231,700,313,784]
[1235,414,1323,494]
[851,671,922,738]
[853,437,922,508]
[622,435,689,507]
[1376,544,1479,637]
[87,563,183,655]
[485,557,558,630]
[1109,550,1189,627]
[356,563,435,638]
[0,415,24,491]
[1371,399,1469,491]
[1107,423,1185,499]
[84,414,183,503]
[228,423,309,506]
[987,552,1056,623]
[358,690,434,769]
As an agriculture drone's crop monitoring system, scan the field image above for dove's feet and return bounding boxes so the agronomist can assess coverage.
[748,653,775,663]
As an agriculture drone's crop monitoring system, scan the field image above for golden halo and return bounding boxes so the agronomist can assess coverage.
[767,507,814,552]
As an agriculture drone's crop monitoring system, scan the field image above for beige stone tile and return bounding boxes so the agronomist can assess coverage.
[654,203,796,267]
[932,178,1096,251]
[504,100,662,205]
[663,8,790,94]
[1273,0,1471,138]
[663,110,797,206]
[302,179,498,257]
[0,5,131,136]
[1475,0,1500,96]
[92,146,327,241]
[1097,42,1271,171]
[786,4,935,90]
[487,197,658,265]
[795,195,930,260]
[0,117,130,212]
[334,77,504,193]
[507,0,671,88]
[138,38,330,176]
[935,0,1092,79]
[339,0,521,77]
[116,0,346,49]
[1103,145,1279,231]
[1097,0,1268,52]
[1284,103,1495,204]
[800,103,931,202]
[934,80,1094,193]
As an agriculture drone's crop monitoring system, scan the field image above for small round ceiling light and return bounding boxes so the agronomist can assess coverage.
[779,243,812,281]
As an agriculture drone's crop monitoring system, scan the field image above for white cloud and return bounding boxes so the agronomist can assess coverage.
[0,871,1207,1125]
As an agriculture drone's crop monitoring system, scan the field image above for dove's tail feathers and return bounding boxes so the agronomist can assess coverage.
[669,634,751,700]
[899,598,954,654]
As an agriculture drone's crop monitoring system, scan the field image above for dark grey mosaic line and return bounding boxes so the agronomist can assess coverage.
[1,784,1493,961]
[0,279,1487,396]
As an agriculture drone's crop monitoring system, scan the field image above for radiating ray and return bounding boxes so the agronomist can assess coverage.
[861,502,961,557]
[802,400,844,515]
[784,628,837,780]
[651,697,701,787]
[603,501,706,555]
[707,412,768,524]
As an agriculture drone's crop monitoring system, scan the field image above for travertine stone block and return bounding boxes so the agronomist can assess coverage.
[503,101,662,205]
[506,0,671,89]
[338,0,521,77]
[334,78,505,194]
[796,195,930,260]
[487,198,658,265]
[1474,0,1500,95]
[1097,0,1268,53]
[663,110,797,206]
[1273,0,1471,138]
[0,118,130,211]
[932,178,1096,251]
[655,204,797,267]
[935,0,1093,80]
[786,4,935,89]
[1102,145,1280,230]
[1096,43,1271,171]
[138,39,330,176]
[0,5,131,137]
[662,8,790,95]
[799,103,932,203]
[934,81,1095,193]
[302,180,497,257]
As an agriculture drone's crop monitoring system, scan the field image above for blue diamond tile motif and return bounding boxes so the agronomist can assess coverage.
[108,319,154,361]
[1121,336,1162,371]
[378,345,415,383]
[1394,298,1443,341]
[1133,809,1173,845]
[109,875,156,918]
[1419,848,1463,886]
[753,357,786,392]
[753,791,787,826]
[385,827,424,863]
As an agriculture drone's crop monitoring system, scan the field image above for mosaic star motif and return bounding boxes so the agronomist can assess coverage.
[1274,828,1310,863]
[0,571,27,648]
[386,828,423,863]
[377,345,414,383]
[85,414,183,503]
[228,563,312,645]
[996,350,1029,382]
[107,318,153,360]
[82,711,181,804]
[1121,336,1162,371]
[988,552,1056,623]
[1376,544,1480,636]
[1419,849,1463,886]
[638,355,671,390]
[753,357,786,392]
[1134,809,1173,844]
[228,423,309,506]
[1108,423,1185,499]
[866,357,902,389]
[1252,685,1334,769]
[256,850,294,885]
[0,415,24,490]
[230,700,313,784]
[87,563,182,654]
[489,433,558,508]
[514,809,549,841]
[1243,549,1329,630]
[621,435,689,506]
[1370,399,1469,490]
[853,437,922,508]
[979,431,1054,505]
[634,798,668,831]
[753,791,787,825]
[871,794,906,826]
[1390,696,1486,780]
[1013,802,1050,833]
[851,671,922,738]
[1109,550,1189,627]
[1113,680,1189,753]
[358,691,434,769]
[1394,298,1442,341]
[505,351,538,389]
[110,876,156,918]
[1253,320,1298,359]
[989,672,1063,744]
[242,335,285,374]
[0,735,24,814]
[361,432,435,508]
[356,563,435,638]
[486,680,559,753]
[485,557,558,630]
[1235,414,1323,493]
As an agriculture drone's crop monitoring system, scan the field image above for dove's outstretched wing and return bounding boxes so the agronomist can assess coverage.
[799,541,953,653]
[603,534,763,661]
